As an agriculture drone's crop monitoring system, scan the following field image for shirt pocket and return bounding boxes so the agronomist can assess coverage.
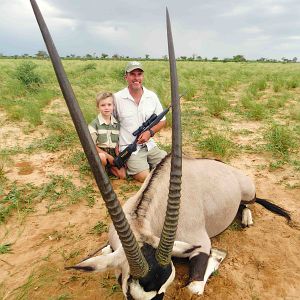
[143,100,157,120]
[96,133,108,144]
[111,130,119,143]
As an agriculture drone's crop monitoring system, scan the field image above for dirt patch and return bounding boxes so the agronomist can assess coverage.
[1,106,299,299]
[0,111,49,151]
[1,148,299,300]
[43,98,69,115]
[5,152,77,186]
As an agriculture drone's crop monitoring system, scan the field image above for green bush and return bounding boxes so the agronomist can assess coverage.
[206,94,229,117]
[266,124,296,156]
[82,62,97,72]
[199,132,235,157]
[15,61,43,87]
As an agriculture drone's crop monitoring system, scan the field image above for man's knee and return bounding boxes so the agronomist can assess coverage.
[149,147,167,168]
[133,170,150,182]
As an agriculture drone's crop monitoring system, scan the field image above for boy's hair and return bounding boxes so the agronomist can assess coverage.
[96,92,114,107]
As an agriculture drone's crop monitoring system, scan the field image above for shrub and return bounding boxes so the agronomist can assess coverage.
[82,62,97,72]
[15,61,43,87]
[265,124,296,156]
[206,94,229,117]
[199,132,235,157]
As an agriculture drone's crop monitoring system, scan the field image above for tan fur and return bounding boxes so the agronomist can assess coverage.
[75,155,256,298]
[109,155,256,254]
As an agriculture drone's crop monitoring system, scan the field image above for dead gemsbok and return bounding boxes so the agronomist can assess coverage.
[31,1,291,299]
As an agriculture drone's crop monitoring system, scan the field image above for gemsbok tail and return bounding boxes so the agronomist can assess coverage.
[255,197,291,222]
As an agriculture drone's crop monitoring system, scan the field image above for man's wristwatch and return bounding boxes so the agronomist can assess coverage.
[149,129,155,137]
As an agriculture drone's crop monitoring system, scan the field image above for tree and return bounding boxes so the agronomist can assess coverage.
[112,54,120,59]
[145,54,150,60]
[101,53,109,59]
[233,54,246,62]
[35,50,49,59]
[212,57,218,61]
[257,57,266,62]
[292,57,297,63]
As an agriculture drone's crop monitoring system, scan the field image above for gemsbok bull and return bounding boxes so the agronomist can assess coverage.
[30,1,291,299]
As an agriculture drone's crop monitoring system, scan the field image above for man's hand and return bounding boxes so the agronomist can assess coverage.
[137,130,151,144]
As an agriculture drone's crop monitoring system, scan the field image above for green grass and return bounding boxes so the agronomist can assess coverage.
[0,60,299,218]
[38,175,96,213]
[89,221,108,235]
[29,132,79,152]
[205,93,230,117]
[15,61,44,88]
[199,132,236,158]
[0,243,13,254]
[0,58,300,299]
[0,176,96,223]
[0,184,35,224]
[265,124,297,157]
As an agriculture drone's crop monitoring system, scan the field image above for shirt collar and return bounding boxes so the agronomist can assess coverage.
[98,114,118,125]
[121,87,151,101]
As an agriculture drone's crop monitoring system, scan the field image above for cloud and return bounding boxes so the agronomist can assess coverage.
[285,35,300,40]
[240,26,263,34]
[1,0,300,59]
[87,22,129,41]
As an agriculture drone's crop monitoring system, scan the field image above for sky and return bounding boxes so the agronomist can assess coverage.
[0,0,300,60]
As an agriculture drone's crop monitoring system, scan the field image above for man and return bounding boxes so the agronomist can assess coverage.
[114,61,167,182]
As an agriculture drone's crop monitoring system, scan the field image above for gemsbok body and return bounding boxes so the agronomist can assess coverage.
[30,1,291,299]
[72,155,290,298]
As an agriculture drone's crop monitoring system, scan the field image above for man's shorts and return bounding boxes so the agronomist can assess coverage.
[126,146,167,175]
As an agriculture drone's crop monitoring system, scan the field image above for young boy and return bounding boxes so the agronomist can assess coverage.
[88,92,126,179]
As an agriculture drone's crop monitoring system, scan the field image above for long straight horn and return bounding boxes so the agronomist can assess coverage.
[30,0,148,279]
[156,7,182,266]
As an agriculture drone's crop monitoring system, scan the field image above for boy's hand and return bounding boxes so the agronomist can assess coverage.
[106,154,115,166]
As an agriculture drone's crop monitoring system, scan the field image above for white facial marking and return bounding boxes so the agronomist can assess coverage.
[101,245,113,255]
[130,280,157,300]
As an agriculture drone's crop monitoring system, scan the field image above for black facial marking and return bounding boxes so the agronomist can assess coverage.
[189,252,209,283]
[139,243,172,292]
[153,293,164,300]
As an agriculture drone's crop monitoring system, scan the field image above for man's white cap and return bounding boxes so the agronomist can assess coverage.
[125,61,144,73]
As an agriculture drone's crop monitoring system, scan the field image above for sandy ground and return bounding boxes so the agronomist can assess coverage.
[0,117,300,300]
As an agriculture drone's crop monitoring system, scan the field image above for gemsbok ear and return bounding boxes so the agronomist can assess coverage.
[66,248,126,272]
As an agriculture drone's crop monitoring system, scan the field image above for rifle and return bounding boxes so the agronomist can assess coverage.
[113,105,171,169]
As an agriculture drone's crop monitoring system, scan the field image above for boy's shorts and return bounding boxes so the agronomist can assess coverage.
[126,146,167,175]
